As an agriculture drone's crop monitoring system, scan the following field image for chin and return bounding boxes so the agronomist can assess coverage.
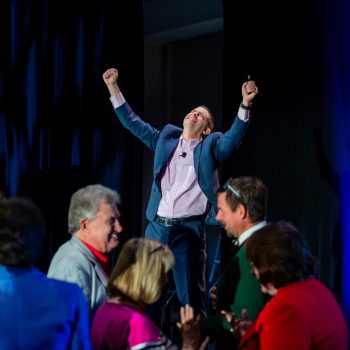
[106,244,118,254]
[110,242,119,251]
[226,230,235,238]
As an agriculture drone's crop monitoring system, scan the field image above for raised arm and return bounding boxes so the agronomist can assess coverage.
[212,80,259,161]
[102,67,161,151]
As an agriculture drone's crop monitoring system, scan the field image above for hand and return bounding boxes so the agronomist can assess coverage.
[221,308,252,338]
[176,305,202,350]
[242,81,258,106]
[102,68,118,86]
[209,286,218,310]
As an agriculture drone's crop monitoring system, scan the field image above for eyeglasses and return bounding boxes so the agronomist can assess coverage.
[223,178,246,205]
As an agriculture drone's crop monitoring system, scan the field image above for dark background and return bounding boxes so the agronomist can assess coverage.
[1,0,349,324]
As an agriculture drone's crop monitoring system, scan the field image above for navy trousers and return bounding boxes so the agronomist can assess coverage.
[145,218,207,318]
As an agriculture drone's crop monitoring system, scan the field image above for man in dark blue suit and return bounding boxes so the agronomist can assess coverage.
[102,68,258,318]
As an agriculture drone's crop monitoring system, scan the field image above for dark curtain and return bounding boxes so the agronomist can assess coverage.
[323,0,350,327]
[0,0,144,272]
[222,0,350,318]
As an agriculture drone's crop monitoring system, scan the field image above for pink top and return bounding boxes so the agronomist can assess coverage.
[91,301,178,349]
[157,136,208,218]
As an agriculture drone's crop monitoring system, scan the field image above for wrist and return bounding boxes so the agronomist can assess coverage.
[240,101,252,110]
[107,82,120,96]
[106,81,118,88]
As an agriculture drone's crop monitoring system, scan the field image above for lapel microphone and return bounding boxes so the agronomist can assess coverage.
[180,151,187,158]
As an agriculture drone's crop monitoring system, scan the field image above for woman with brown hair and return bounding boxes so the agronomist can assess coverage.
[223,221,348,350]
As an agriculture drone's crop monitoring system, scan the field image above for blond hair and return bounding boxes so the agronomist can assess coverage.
[107,238,175,306]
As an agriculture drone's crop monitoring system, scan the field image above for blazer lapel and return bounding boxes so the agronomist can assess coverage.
[94,263,109,287]
[155,137,179,177]
[71,237,109,286]
[193,141,203,175]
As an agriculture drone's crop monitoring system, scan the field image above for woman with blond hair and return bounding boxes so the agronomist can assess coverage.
[91,237,201,350]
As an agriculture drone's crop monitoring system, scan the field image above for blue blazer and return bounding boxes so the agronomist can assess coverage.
[0,265,91,350]
[115,102,249,225]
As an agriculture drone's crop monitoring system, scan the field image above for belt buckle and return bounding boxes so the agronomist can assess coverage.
[164,218,172,227]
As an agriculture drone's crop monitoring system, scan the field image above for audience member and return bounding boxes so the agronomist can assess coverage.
[200,176,269,349]
[48,184,122,316]
[0,197,91,349]
[91,237,202,350]
[224,221,349,350]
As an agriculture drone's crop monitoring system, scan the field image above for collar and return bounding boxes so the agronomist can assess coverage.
[179,135,202,150]
[80,239,109,264]
[238,220,267,246]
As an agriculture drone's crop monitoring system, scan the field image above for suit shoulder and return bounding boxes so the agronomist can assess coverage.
[48,241,94,276]
[204,131,223,141]
[162,124,182,132]
[211,131,224,137]
[51,238,88,259]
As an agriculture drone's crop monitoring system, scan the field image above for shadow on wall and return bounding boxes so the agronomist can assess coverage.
[312,126,341,301]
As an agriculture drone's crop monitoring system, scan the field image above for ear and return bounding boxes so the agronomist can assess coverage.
[202,127,211,136]
[80,218,89,231]
[237,203,248,219]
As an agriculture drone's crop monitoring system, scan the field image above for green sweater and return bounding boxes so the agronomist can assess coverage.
[200,246,268,347]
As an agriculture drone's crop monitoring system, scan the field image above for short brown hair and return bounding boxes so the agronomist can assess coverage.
[200,105,214,131]
[0,197,45,267]
[107,238,175,306]
[246,221,317,288]
[218,176,268,223]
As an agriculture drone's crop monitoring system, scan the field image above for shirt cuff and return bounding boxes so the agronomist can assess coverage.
[237,106,251,122]
[110,93,126,109]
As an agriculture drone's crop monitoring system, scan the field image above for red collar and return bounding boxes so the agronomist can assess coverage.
[80,240,110,276]
[81,240,109,263]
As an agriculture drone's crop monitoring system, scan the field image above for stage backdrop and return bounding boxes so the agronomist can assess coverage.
[0,0,144,271]
[144,0,350,324]
[1,0,349,325]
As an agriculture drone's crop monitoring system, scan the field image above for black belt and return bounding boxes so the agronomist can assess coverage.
[155,215,204,226]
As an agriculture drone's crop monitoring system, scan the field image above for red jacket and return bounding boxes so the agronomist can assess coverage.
[239,277,348,350]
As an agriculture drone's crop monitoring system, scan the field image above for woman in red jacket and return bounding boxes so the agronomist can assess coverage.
[224,221,348,350]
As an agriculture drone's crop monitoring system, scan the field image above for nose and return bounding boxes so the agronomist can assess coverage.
[114,219,123,233]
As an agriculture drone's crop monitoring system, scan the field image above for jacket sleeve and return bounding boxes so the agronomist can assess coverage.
[257,304,310,350]
[71,286,93,350]
[212,116,250,162]
[114,102,160,152]
[48,261,93,310]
